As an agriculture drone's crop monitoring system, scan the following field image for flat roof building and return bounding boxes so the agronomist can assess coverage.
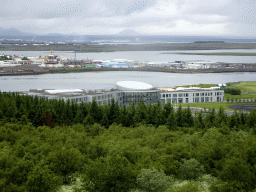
[160,87,224,104]
[21,82,224,106]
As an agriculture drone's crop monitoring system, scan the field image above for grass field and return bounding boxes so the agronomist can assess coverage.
[176,81,256,111]
[173,52,256,56]
[224,81,256,100]
[174,84,216,89]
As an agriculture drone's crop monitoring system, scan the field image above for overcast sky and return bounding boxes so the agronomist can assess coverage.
[1,0,255,37]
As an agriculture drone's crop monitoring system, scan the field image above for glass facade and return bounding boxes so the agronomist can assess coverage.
[123,91,161,106]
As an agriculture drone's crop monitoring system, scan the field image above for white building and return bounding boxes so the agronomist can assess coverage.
[22,82,224,106]
[160,87,224,104]
[23,81,162,107]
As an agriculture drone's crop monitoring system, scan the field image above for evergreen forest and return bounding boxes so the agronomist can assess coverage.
[1,92,256,192]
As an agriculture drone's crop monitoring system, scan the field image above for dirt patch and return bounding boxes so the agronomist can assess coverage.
[228,104,256,111]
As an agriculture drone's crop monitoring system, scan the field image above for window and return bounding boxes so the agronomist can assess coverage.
[200,93,204,96]
[210,97,212,102]
[172,98,177,104]
[186,98,188,103]
[166,94,168,98]
[168,94,172,97]
[173,94,177,97]
[205,97,209,102]
[178,93,183,97]
[178,98,183,103]
[162,94,165,98]
[196,93,199,96]
[185,93,188,97]
[195,97,199,103]
[201,97,204,102]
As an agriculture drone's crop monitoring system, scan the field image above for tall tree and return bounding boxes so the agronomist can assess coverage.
[166,108,177,131]
[184,106,194,127]
[89,99,102,123]
[175,105,184,127]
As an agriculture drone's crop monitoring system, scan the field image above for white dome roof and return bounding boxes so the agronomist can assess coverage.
[116,81,153,91]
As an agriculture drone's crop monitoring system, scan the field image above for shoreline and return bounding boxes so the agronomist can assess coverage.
[1,42,256,52]
[1,67,256,76]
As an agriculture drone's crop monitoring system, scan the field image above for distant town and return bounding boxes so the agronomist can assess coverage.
[1,50,256,75]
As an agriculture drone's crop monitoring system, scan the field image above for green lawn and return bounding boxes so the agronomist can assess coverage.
[175,81,256,111]
[174,52,256,56]
[174,84,216,89]
[224,81,256,100]
[228,81,256,94]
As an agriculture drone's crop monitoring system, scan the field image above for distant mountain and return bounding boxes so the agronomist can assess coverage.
[118,29,142,36]
[46,33,65,36]
[0,28,37,37]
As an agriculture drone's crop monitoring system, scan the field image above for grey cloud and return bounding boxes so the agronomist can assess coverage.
[0,0,255,36]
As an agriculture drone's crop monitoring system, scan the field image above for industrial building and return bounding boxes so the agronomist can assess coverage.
[22,81,224,106]
[142,60,217,69]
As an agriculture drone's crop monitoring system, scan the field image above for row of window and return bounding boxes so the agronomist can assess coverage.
[162,91,223,98]
[194,97,213,103]
[164,96,224,104]
[93,94,114,101]
[162,93,188,98]
[123,92,159,97]
[68,97,87,102]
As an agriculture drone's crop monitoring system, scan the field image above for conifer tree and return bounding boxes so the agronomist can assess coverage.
[175,105,184,127]
[74,105,85,124]
[162,102,173,124]
[194,111,205,129]
[184,106,194,127]
[101,114,109,128]
[166,108,177,131]
[89,99,102,123]
[134,99,147,124]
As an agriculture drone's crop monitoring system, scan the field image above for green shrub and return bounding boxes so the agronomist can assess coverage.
[165,181,199,192]
[179,158,205,180]
[136,168,174,192]
[224,88,241,95]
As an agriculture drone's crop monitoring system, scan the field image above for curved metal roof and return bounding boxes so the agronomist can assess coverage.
[116,81,153,90]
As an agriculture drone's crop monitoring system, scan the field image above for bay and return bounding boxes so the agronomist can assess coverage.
[0,71,256,92]
[1,49,256,63]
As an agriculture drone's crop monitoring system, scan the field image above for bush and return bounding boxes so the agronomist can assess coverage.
[136,168,173,192]
[165,181,199,192]
[26,164,62,192]
[81,154,136,192]
[224,88,241,95]
[179,158,205,180]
